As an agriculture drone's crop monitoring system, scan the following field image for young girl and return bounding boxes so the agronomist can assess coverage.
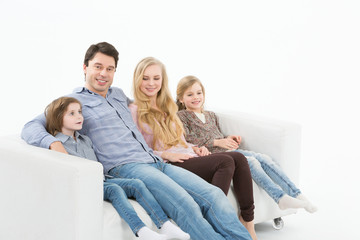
[45,96,190,240]
[129,57,257,240]
[176,75,318,214]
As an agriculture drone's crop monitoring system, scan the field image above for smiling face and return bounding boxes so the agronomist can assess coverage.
[181,82,204,113]
[83,52,116,97]
[61,103,84,137]
[140,64,163,104]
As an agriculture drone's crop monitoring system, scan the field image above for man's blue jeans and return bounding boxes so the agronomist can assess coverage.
[109,161,251,240]
[103,178,169,236]
[235,149,301,203]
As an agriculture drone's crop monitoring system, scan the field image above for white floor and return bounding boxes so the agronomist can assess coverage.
[254,153,360,239]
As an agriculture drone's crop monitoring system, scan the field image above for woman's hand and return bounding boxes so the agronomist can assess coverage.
[162,152,193,163]
[193,146,211,156]
[213,137,240,150]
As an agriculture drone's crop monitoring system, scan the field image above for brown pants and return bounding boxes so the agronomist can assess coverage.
[171,151,254,221]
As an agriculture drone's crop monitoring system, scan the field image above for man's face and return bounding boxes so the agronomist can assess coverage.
[83,52,116,97]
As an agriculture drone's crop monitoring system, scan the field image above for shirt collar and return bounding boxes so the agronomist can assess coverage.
[73,86,113,97]
[55,131,82,143]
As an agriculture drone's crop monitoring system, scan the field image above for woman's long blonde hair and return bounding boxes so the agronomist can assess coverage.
[132,57,186,150]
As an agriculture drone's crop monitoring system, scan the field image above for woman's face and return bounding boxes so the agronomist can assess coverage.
[140,64,163,101]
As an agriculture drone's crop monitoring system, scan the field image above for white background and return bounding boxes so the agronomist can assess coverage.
[1,0,359,238]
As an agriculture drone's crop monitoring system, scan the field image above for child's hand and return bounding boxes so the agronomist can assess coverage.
[162,152,193,163]
[50,141,68,154]
[227,135,242,144]
[193,146,211,156]
[214,138,239,150]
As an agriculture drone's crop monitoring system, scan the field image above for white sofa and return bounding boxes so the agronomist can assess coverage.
[0,111,301,240]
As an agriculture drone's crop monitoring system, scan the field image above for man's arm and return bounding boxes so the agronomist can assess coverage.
[21,113,65,151]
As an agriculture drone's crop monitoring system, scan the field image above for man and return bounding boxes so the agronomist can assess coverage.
[21,42,251,240]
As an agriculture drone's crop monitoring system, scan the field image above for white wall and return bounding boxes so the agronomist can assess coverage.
[1,0,359,179]
[1,1,360,236]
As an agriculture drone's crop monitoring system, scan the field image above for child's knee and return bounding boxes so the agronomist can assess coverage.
[103,183,126,200]
[247,157,261,169]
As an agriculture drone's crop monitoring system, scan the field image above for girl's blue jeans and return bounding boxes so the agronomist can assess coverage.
[235,149,301,203]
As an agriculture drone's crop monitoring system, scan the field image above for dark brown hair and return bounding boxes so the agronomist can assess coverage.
[84,42,119,68]
[45,97,82,136]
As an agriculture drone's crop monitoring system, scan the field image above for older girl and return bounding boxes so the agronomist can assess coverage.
[176,75,317,214]
[129,57,257,240]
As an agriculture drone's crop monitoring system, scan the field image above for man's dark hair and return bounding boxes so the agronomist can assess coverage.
[84,42,119,68]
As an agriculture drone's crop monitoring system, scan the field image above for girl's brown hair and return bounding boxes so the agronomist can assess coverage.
[45,97,82,136]
[132,57,186,150]
[176,75,205,111]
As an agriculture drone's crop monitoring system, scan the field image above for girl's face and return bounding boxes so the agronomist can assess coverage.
[140,64,163,102]
[181,83,204,113]
[62,103,84,136]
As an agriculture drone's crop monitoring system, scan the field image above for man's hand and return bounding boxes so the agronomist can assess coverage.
[49,141,68,154]
[162,152,193,163]
[193,146,211,156]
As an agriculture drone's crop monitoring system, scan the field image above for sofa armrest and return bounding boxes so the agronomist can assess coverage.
[0,135,104,240]
[216,111,302,183]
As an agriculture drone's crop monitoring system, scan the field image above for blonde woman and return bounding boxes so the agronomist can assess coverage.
[129,57,257,240]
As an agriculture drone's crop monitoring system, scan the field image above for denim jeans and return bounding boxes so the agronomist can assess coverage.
[103,178,169,235]
[235,149,301,203]
[109,161,251,240]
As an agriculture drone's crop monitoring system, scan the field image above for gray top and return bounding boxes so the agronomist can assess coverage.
[55,132,97,161]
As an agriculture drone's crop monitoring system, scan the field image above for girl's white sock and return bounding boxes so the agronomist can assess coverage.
[296,194,318,213]
[296,193,308,201]
[278,194,307,210]
[304,202,318,213]
[159,220,190,240]
[137,226,167,240]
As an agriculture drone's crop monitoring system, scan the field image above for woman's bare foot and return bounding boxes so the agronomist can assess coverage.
[239,215,257,240]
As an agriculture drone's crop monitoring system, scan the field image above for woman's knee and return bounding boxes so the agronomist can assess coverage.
[228,152,251,174]
[230,151,249,165]
[216,154,236,170]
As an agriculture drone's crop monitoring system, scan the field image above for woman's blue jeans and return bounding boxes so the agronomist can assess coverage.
[103,178,169,236]
[109,161,252,240]
[235,149,301,203]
